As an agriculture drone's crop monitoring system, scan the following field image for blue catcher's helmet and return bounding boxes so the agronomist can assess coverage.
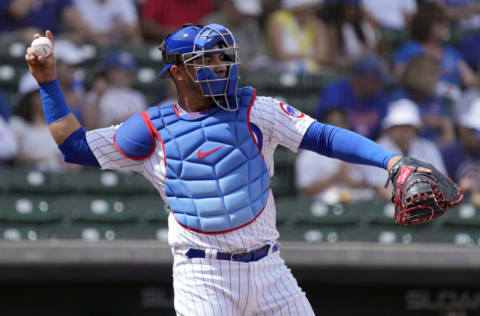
[158,23,241,111]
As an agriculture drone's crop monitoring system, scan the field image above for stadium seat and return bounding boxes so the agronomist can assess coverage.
[278,223,356,243]
[348,225,433,244]
[275,196,312,225]
[52,195,138,223]
[352,199,397,225]
[61,169,144,195]
[115,223,168,241]
[271,148,297,197]
[0,39,28,65]
[299,202,360,225]
[0,224,39,241]
[56,223,117,241]
[0,168,74,194]
[0,195,61,223]
[270,173,296,198]
[441,204,480,227]
[131,172,159,195]
[125,195,169,223]
[421,226,480,245]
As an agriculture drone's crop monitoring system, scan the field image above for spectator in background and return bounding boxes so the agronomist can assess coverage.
[442,99,480,205]
[84,51,147,128]
[0,89,17,165]
[73,0,143,46]
[361,0,417,31]
[324,0,378,67]
[0,90,12,121]
[0,116,17,166]
[9,73,67,171]
[54,40,86,125]
[202,0,267,71]
[296,107,372,204]
[390,55,455,147]
[157,79,178,107]
[140,0,213,43]
[460,31,480,73]
[363,98,446,200]
[393,3,478,91]
[428,0,480,31]
[316,54,388,140]
[265,0,332,74]
[84,71,109,129]
[0,0,90,42]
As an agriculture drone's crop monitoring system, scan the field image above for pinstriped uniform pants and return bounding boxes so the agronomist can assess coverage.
[172,248,315,316]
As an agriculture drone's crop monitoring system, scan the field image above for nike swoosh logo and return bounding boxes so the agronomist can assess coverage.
[197,145,224,159]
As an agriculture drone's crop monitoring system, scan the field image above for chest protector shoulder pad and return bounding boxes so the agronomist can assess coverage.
[147,87,270,233]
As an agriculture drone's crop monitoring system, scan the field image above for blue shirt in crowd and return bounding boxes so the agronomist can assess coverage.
[441,141,480,182]
[390,88,448,143]
[0,0,73,33]
[316,78,388,140]
[0,90,12,121]
[394,40,464,86]
[461,33,480,71]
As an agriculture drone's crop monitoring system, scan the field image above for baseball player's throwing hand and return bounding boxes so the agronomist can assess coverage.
[25,30,57,84]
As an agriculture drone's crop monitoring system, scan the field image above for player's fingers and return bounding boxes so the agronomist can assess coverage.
[26,55,38,66]
[37,55,48,64]
[25,47,37,65]
[46,30,55,45]
[33,33,41,39]
[417,167,432,174]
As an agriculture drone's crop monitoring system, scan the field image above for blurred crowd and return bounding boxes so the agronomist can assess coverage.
[0,0,479,204]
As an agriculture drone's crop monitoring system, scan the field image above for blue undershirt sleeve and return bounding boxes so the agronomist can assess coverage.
[299,121,398,169]
[58,127,100,167]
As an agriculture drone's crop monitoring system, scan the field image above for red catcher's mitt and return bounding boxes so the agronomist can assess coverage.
[385,157,464,225]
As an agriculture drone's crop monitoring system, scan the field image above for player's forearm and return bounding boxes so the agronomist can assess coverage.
[48,114,81,144]
[39,79,81,144]
[39,80,99,167]
[300,121,399,169]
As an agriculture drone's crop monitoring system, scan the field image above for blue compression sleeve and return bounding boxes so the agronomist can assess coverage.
[39,79,71,125]
[300,121,398,169]
[58,127,100,167]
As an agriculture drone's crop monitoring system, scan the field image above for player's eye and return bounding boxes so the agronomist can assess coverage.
[203,56,213,64]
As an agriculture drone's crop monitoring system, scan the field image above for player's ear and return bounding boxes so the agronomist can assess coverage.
[170,65,185,82]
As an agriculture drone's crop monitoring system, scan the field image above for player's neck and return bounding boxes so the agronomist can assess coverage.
[177,89,215,113]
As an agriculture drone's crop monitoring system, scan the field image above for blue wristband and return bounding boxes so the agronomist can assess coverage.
[39,79,71,125]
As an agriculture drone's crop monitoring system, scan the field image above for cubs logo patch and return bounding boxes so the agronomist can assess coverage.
[279,102,305,118]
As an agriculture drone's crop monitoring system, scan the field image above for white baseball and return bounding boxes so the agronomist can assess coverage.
[31,37,53,57]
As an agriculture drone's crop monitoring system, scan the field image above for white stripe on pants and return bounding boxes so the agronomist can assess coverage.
[172,248,315,316]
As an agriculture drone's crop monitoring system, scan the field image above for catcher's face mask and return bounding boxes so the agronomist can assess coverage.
[159,24,241,111]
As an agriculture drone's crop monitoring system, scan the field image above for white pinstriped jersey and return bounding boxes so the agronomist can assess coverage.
[86,95,314,251]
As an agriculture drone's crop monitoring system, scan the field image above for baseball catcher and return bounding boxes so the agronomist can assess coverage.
[386,157,464,225]
[26,22,464,315]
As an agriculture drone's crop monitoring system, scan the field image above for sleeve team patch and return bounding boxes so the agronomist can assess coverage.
[279,102,305,118]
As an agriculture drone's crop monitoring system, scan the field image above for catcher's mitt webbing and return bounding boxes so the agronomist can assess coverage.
[386,157,464,225]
